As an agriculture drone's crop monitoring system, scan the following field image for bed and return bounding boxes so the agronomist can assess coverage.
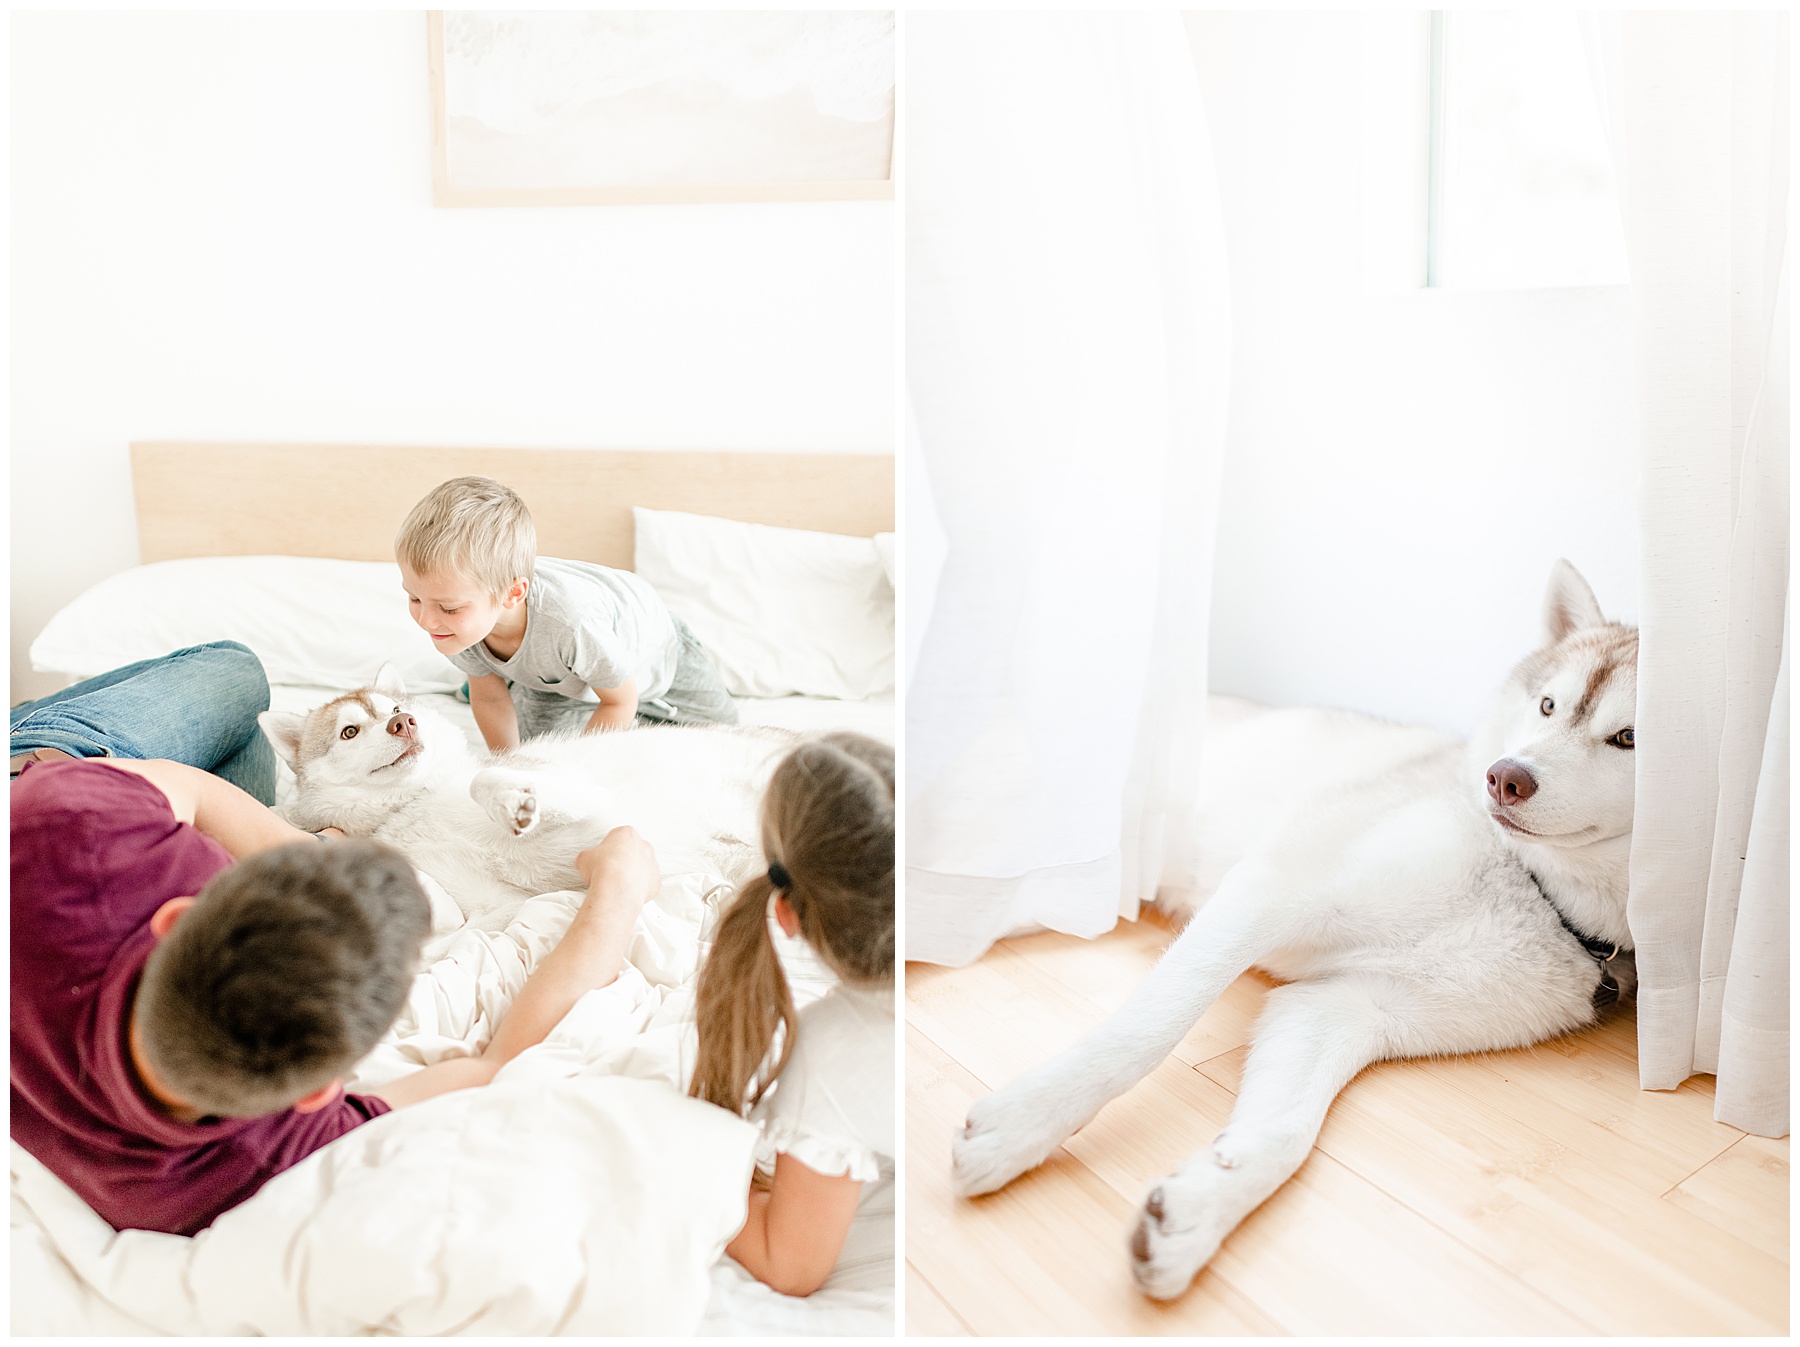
[11,443,896,1336]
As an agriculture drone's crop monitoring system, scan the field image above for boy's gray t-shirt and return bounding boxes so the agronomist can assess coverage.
[448,556,680,704]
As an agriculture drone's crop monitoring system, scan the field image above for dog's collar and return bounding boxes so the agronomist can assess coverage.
[1525,868,1624,1008]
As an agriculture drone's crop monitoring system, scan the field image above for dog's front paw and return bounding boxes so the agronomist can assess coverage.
[1129,1171,1231,1300]
[950,1087,1063,1197]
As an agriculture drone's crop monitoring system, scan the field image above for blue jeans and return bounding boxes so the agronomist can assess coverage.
[9,641,277,805]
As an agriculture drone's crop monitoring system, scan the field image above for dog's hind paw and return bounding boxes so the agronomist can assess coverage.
[503,786,539,836]
[478,784,539,836]
[470,770,543,837]
[1129,1172,1231,1300]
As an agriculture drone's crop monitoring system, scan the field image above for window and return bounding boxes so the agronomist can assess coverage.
[1362,12,1630,291]
[1430,11,1629,288]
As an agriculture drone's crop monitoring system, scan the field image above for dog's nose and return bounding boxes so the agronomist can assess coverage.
[1486,758,1537,805]
[387,712,417,738]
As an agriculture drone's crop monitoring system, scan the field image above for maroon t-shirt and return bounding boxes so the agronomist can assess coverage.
[10,759,390,1236]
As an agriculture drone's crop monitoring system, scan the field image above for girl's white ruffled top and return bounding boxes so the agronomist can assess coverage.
[753,983,894,1182]
[751,982,895,1294]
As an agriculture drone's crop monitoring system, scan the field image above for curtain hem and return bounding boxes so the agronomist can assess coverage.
[904,854,1126,967]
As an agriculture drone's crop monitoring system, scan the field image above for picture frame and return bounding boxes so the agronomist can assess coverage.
[427,11,896,207]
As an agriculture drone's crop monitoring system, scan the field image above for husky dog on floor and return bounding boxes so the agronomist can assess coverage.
[950,560,1639,1299]
[259,667,788,931]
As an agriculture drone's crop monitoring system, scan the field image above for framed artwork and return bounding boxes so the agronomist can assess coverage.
[427,11,895,206]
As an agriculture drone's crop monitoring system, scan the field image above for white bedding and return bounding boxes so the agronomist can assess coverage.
[11,687,895,1336]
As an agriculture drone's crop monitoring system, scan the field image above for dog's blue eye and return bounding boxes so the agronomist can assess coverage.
[1609,728,1634,749]
[341,725,359,740]
[1540,697,1555,716]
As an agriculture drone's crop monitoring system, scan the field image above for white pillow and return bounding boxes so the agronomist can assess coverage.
[30,556,466,694]
[634,508,894,700]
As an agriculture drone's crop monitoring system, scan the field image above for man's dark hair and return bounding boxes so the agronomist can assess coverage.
[134,839,430,1118]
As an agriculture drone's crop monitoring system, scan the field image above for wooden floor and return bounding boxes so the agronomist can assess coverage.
[905,911,1789,1336]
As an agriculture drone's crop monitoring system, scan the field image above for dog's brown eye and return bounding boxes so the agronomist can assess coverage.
[1609,727,1634,749]
[340,725,359,740]
[1540,697,1555,716]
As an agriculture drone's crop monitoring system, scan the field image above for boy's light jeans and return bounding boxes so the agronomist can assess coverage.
[9,641,277,804]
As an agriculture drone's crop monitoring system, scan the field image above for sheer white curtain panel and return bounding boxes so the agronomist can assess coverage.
[1584,11,1789,1137]
[905,12,1232,966]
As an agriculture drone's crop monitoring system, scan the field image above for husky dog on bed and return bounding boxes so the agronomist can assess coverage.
[951,560,1639,1299]
[259,666,788,931]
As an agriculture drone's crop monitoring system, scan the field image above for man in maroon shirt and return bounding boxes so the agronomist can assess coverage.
[11,753,659,1237]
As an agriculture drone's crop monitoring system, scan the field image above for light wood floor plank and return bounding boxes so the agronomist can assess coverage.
[905,1263,972,1336]
[1200,1049,1789,1333]
[996,919,1177,1015]
[908,915,1789,1336]
[1213,1147,1588,1335]
[1460,1024,1745,1194]
[907,1023,1129,1337]
[1663,1133,1791,1265]
[906,945,1105,1090]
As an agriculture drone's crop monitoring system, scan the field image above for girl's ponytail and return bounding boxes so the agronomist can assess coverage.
[689,731,894,1115]
[689,872,796,1113]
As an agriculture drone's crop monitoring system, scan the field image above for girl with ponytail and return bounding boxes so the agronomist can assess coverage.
[690,731,894,1300]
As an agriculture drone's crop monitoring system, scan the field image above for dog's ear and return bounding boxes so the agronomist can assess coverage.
[371,663,408,699]
[259,711,305,769]
[1541,559,1606,645]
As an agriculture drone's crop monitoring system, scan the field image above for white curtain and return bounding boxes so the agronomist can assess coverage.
[905,12,1232,966]
[1584,12,1790,1137]
[903,393,948,691]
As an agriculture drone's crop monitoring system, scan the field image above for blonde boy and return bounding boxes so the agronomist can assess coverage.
[395,477,737,751]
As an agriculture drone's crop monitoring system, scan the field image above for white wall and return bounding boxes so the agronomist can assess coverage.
[1187,13,1639,735]
[11,11,893,699]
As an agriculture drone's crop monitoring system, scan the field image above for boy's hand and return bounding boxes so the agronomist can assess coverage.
[575,826,661,911]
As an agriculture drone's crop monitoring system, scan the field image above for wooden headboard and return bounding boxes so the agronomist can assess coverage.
[131,443,895,568]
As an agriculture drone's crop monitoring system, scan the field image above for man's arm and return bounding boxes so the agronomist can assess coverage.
[583,678,639,735]
[372,826,660,1109]
[468,674,520,752]
[87,758,315,858]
